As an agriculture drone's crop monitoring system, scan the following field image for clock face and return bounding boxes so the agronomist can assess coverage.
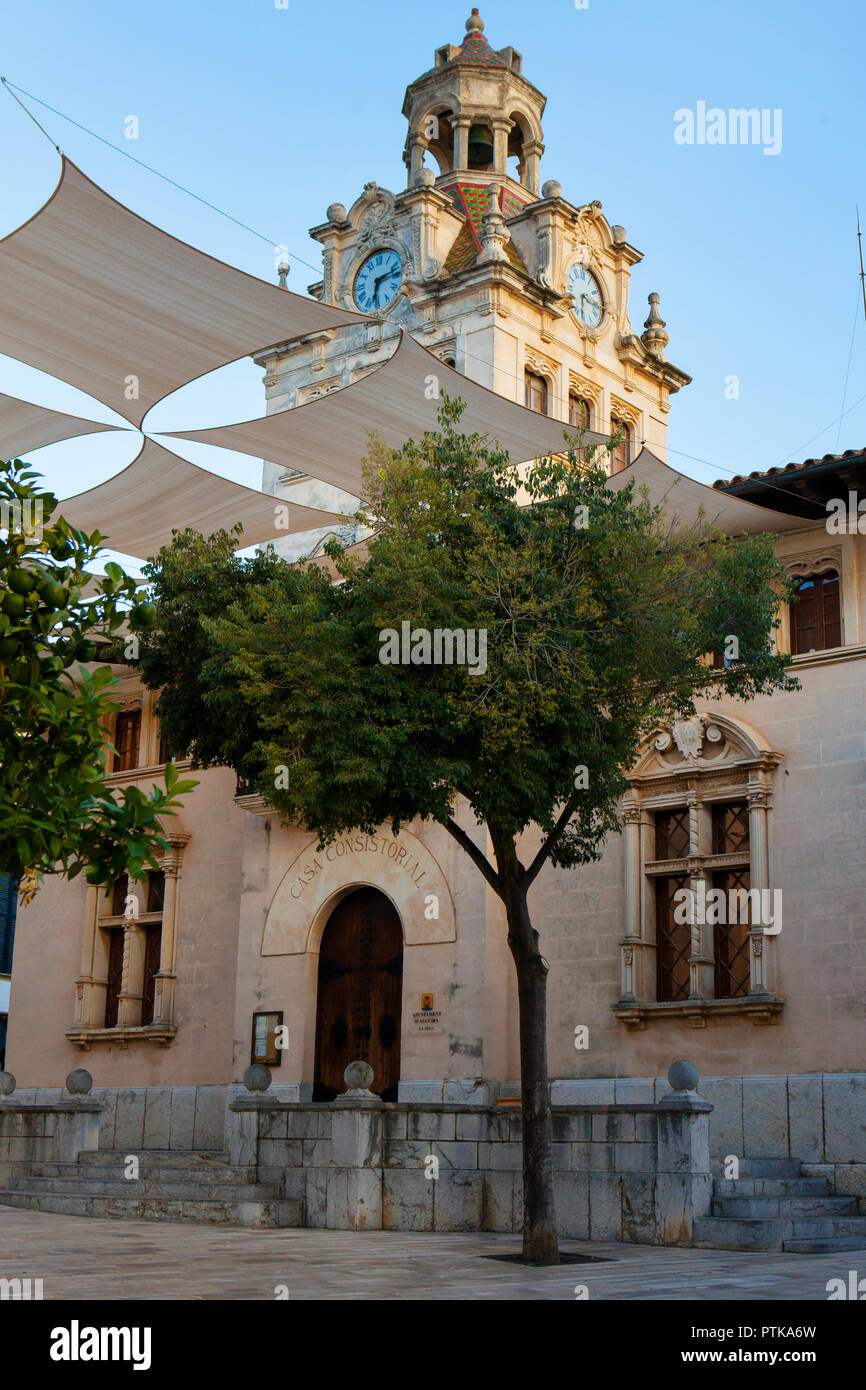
[568,264,604,329]
[353,249,403,313]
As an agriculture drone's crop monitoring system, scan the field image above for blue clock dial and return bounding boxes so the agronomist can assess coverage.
[353,249,403,312]
[568,264,604,329]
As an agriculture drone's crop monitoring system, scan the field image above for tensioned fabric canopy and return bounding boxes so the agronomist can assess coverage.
[608,448,808,535]
[59,439,349,556]
[0,392,118,457]
[0,159,366,426]
[167,330,609,496]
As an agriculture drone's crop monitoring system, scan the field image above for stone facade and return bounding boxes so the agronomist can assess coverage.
[4,10,866,1222]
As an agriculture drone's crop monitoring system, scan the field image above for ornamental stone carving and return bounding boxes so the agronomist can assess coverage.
[654,715,723,763]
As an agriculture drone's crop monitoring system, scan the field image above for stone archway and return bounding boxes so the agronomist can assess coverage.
[313,887,403,1103]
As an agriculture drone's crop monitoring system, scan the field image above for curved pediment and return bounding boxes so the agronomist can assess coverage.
[629,711,779,782]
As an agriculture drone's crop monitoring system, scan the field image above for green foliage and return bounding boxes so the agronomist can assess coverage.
[0,458,196,897]
[138,399,798,887]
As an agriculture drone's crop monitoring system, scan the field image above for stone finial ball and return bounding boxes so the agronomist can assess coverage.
[0,1071,16,1096]
[611,225,627,244]
[541,179,562,200]
[413,167,436,188]
[667,1059,699,1092]
[243,1064,272,1093]
[66,1069,93,1095]
[344,1060,374,1091]
[326,203,347,225]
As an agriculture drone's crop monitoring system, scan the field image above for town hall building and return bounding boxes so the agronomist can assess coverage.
[3,11,865,1248]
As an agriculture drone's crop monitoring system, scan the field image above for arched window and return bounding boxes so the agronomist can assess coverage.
[525,370,548,416]
[568,394,591,430]
[790,570,842,654]
[610,417,631,472]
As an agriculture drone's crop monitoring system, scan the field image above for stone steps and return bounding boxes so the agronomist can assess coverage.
[28,1160,261,1187]
[710,1157,803,1178]
[0,1187,288,1227]
[712,1176,831,1197]
[694,1215,866,1252]
[6,1173,277,1201]
[713,1195,858,1218]
[697,1155,866,1254]
[0,1146,291,1227]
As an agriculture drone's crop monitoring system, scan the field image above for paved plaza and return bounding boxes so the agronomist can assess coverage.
[1,1208,862,1300]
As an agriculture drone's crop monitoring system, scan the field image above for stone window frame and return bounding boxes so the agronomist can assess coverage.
[776,547,851,660]
[66,835,189,1050]
[612,714,785,1030]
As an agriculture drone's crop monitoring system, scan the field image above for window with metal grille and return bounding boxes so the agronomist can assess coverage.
[525,370,548,415]
[110,877,127,917]
[0,872,17,975]
[712,866,751,997]
[712,802,750,855]
[791,570,842,654]
[113,709,141,773]
[656,874,691,1001]
[104,928,124,1027]
[141,924,162,1026]
[655,806,690,860]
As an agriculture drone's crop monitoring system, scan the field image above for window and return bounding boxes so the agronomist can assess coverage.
[525,371,548,416]
[615,716,783,1026]
[656,872,691,1001]
[113,709,141,773]
[610,417,631,472]
[104,927,124,1027]
[790,570,842,654]
[568,394,591,429]
[651,800,752,1001]
[158,728,172,765]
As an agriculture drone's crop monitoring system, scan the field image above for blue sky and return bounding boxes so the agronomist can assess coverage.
[2,0,865,537]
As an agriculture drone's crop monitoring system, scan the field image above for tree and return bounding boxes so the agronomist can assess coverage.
[136,400,798,1261]
[0,458,195,903]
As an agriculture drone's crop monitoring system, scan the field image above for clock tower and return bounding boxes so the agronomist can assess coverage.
[256,9,690,558]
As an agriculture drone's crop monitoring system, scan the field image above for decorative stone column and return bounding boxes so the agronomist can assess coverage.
[523,139,544,195]
[491,116,512,175]
[619,806,642,1001]
[452,116,472,172]
[153,834,189,1027]
[747,782,771,995]
[73,884,102,1027]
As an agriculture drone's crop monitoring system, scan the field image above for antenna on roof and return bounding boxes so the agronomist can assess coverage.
[858,207,866,331]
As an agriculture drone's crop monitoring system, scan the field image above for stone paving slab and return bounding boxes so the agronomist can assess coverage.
[0,1207,861,1300]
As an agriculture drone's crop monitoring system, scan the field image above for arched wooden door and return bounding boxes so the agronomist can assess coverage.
[313,887,403,1102]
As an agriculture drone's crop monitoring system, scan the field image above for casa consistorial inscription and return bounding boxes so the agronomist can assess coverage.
[262,826,456,955]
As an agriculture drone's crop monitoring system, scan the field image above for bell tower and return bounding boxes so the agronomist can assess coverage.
[256,9,691,562]
[402,8,546,198]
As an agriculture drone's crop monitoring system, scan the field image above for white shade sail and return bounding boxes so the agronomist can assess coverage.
[0,160,366,427]
[58,439,350,558]
[166,330,609,496]
[608,448,809,535]
[0,392,118,457]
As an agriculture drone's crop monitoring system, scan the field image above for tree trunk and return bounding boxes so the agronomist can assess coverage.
[503,875,559,1263]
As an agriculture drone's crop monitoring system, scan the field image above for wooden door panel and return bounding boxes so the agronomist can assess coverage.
[314,888,402,1102]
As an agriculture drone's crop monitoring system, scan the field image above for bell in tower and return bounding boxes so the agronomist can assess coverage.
[401,9,547,195]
